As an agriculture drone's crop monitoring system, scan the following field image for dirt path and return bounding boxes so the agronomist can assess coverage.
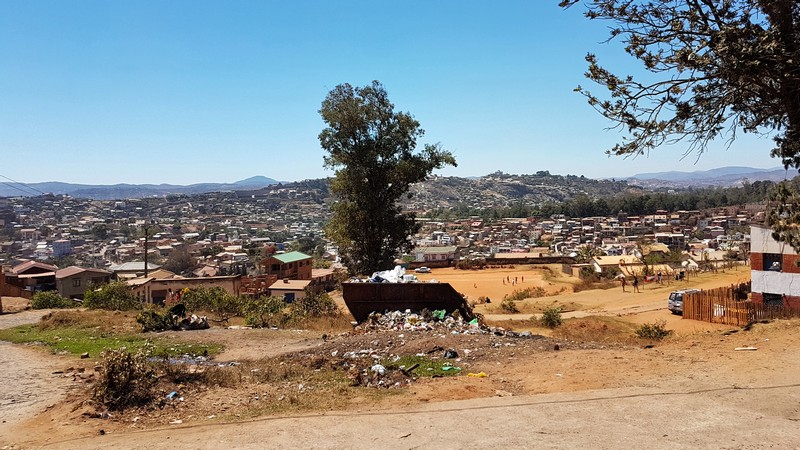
[39,383,800,449]
[0,309,73,443]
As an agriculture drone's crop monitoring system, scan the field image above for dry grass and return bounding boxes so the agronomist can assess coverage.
[38,309,140,333]
[552,316,640,345]
[490,298,582,315]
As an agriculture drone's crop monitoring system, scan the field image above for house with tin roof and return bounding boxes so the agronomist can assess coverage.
[260,251,313,280]
[55,266,112,299]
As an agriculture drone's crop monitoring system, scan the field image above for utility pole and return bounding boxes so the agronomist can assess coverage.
[144,230,149,278]
[143,220,155,277]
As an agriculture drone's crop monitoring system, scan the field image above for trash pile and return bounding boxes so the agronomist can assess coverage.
[357,309,482,333]
[349,265,432,283]
[355,308,545,339]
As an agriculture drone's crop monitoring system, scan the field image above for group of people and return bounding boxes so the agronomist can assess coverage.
[620,275,640,293]
[502,275,524,286]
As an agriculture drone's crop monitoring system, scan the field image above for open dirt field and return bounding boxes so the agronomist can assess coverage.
[4,264,800,449]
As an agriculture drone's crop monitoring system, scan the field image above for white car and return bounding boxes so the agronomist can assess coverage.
[414,266,431,273]
[667,289,700,315]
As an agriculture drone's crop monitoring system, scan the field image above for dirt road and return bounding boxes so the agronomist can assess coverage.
[41,383,800,449]
[0,309,71,437]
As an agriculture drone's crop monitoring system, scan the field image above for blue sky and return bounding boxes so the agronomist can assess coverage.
[0,1,781,185]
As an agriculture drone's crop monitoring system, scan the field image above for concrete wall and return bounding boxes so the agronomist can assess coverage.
[751,226,798,255]
[751,270,800,298]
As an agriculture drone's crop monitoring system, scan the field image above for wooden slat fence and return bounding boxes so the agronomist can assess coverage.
[683,282,799,326]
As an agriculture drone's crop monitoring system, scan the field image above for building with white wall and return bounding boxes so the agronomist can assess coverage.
[750,225,800,310]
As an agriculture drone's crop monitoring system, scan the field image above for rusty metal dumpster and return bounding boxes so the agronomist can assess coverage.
[342,282,473,323]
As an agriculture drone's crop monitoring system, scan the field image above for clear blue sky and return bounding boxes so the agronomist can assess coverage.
[0,1,780,185]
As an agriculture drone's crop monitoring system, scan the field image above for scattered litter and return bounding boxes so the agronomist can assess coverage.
[495,390,513,397]
[169,419,183,424]
[371,364,386,376]
[467,372,488,378]
[443,349,459,359]
[735,347,758,351]
[166,391,179,400]
[441,366,461,371]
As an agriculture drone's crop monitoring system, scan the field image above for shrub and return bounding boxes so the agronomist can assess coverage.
[505,287,547,302]
[31,291,73,309]
[243,295,288,328]
[182,287,243,322]
[182,286,223,311]
[136,309,172,332]
[289,290,339,321]
[83,282,140,311]
[635,320,672,340]
[500,298,519,313]
[93,348,156,410]
[540,306,563,328]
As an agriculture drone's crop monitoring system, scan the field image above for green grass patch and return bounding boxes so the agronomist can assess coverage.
[383,355,462,377]
[0,324,222,358]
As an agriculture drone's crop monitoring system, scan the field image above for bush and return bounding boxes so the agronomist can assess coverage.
[31,291,73,309]
[500,298,519,313]
[243,295,288,328]
[505,287,547,302]
[635,320,672,340]
[83,282,140,311]
[182,287,243,321]
[289,290,340,321]
[540,306,563,328]
[93,348,156,410]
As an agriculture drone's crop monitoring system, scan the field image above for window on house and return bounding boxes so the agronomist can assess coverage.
[72,279,81,287]
[763,253,782,271]
[271,264,280,272]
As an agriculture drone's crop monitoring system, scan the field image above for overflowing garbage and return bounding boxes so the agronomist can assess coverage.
[355,308,542,339]
[348,265,433,283]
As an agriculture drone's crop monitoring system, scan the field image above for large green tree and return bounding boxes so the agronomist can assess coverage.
[561,0,800,169]
[319,81,456,275]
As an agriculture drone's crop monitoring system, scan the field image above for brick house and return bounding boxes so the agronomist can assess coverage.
[260,251,313,280]
[750,225,800,310]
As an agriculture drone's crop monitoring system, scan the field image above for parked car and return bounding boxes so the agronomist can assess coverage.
[667,289,701,315]
[414,266,431,273]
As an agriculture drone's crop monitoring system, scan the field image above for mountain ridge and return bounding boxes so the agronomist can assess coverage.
[0,166,790,200]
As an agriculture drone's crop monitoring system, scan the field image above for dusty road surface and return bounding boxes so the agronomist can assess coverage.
[40,383,800,449]
[0,308,72,436]
[6,265,800,449]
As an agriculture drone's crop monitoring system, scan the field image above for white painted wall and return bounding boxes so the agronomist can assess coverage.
[751,226,798,255]
[751,270,800,296]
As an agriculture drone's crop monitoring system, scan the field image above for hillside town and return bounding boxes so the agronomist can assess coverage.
[0,183,761,306]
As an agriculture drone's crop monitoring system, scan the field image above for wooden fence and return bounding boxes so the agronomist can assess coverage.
[683,282,799,326]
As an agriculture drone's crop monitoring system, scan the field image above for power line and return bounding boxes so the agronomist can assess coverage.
[0,180,41,196]
[0,173,47,196]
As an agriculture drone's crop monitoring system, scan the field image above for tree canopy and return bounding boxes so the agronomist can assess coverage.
[561,0,800,169]
[319,81,456,275]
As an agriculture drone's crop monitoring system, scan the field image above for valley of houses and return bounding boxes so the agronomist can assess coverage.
[1,193,796,310]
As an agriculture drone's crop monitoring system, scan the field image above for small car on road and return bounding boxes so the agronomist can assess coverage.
[414,266,431,273]
[668,289,700,315]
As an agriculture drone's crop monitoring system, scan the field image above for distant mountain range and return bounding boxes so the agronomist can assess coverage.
[0,176,280,200]
[1,166,793,200]
[627,166,791,188]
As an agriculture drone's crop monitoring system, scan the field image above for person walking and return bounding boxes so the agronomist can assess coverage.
[620,276,627,292]
[633,275,640,293]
